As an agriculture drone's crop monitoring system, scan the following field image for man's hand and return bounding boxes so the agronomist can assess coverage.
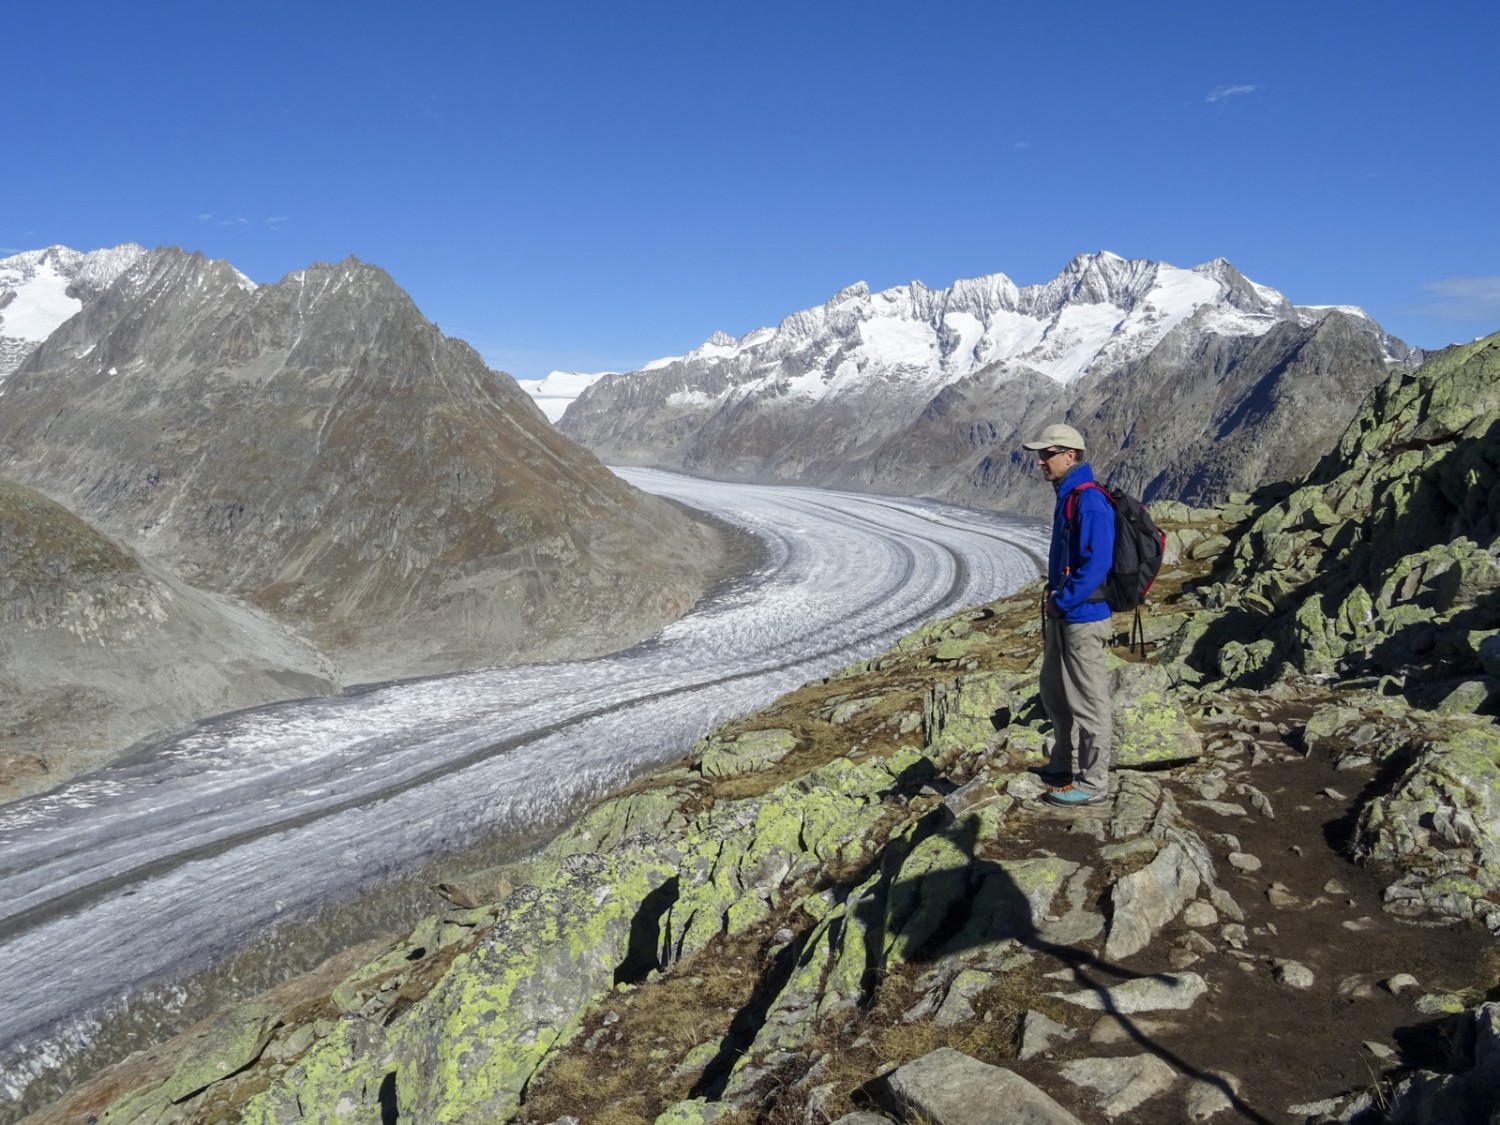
[1044,592,1064,619]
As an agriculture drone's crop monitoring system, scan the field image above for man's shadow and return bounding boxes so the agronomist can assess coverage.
[688,795,1275,1124]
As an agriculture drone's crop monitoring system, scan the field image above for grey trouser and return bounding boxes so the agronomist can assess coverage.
[1041,616,1113,796]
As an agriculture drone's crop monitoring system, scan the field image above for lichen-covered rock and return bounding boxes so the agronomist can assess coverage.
[1112,661,1203,767]
[663,750,908,963]
[240,849,677,1124]
[1356,725,1500,928]
[652,1097,730,1124]
[922,669,1029,760]
[159,1001,280,1103]
[696,728,799,777]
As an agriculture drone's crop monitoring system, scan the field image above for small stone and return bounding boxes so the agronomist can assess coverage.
[1383,973,1419,995]
[1191,800,1249,818]
[1180,931,1216,955]
[1338,975,1380,1000]
[1088,1014,1177,1044]
[1342,916,1378,932]
[935,969,994,1027]
[1274,960,1315,989]
[1169,949,1201,969]
[1322,787,1347,800]
[1208,887,1244,922]
[1414,992,1465,1015]
[1183,901,1219,928]
[1221,924,1248,949]
[1362,1040,1396,1062]
[1287,1098,1343,1116]
[1266,883,1300,909]
[1228,852,1262,872]
[1184,1071,1242,1121]
[1289,845,1302,856]
[1018,1009,1077,1061]
[1237,961,1256,972]
[1070,817,1107,840]
[1323,878,1349,895]
[1055,972,1208,1014]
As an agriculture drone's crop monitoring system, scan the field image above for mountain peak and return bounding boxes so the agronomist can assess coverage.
[827,281,871,305]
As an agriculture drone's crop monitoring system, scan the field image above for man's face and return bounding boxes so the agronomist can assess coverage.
[1036,446,1075,483]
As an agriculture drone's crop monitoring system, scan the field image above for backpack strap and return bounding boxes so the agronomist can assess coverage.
[1062,481,1112,605]
[1062,480,1111,528]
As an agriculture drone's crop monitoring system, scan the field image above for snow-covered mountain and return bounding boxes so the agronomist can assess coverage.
[514,369,614,422]
[0,244,150,381]
[559,252,1421,513]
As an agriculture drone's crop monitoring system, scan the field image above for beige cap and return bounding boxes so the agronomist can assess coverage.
[1022,422,1087,452]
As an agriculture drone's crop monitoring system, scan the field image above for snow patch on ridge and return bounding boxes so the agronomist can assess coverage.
[515,370,615,422]
[0,244,149,382]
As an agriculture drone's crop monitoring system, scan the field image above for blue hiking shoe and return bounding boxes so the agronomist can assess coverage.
[1042,785,1108,808]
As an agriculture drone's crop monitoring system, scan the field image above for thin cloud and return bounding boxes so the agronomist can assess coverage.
[1014,141,1032,149]
[1418,276,1500,321]
[266,216,288,229]
[1206,84,1259,103]
[197,213,213,221]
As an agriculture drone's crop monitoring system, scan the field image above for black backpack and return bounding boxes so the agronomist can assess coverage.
[1064,482,1167,650]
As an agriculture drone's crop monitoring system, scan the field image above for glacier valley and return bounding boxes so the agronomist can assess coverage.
[0,471,1045,1113]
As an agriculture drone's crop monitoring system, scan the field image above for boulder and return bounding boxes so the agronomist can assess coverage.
[876,1047,1085,1125]
[1357,725,1500,926]
[696,728,800,776]
[1111,661,1203,768]
[1104,841,1202,960]
[1054,971,1209,1014]
[161,1002,280,1103]
[1058,1054,1177,1117]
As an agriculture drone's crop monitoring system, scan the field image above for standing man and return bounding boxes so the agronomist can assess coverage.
[1021,423,1115,808]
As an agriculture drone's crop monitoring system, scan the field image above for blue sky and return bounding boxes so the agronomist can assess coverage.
[5,1,1496,377]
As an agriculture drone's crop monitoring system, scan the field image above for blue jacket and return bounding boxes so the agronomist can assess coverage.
[1046,463,1114,624]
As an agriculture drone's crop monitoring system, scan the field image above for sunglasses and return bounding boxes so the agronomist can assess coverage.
[1038,447,1072,460]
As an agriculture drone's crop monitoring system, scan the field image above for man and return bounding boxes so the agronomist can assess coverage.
[1021,423,1115,808]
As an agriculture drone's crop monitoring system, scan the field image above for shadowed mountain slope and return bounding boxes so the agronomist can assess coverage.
[0,476,338,801]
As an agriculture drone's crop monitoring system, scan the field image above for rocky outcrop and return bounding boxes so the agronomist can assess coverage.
[1167,333,1500,934]
[28,334,1500,1125]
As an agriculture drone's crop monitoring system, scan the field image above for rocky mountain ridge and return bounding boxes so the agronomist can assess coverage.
[33,334,1500,1124]
[0,243,149,380]
[0,246,731,801]
[560,253,1420,516]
